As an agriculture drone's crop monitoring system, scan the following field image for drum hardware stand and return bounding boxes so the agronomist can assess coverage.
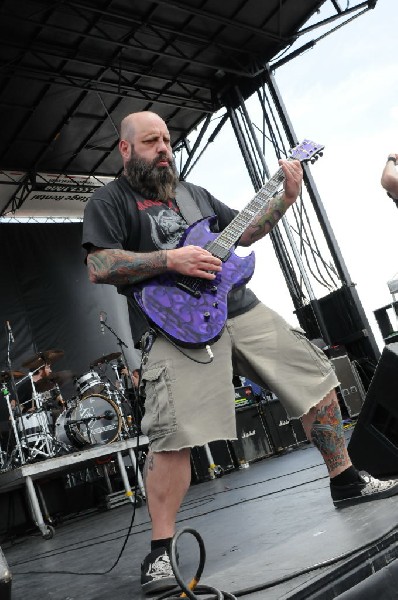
[26,372,58,459]
[3,322,28,467]
[1,382,26,467]
[107,370,131,439]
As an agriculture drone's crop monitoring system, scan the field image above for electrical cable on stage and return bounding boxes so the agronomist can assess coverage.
[155,527,237,600]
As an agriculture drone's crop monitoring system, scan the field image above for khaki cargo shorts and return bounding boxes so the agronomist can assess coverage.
[140,302,338,451]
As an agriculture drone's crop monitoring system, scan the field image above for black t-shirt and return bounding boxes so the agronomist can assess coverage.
[82,176,258,344]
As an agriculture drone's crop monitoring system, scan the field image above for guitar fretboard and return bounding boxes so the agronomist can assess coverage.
[207,164,286,260]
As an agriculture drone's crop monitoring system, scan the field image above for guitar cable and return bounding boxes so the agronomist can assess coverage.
[155,527,237,600]
[156,329,214,365]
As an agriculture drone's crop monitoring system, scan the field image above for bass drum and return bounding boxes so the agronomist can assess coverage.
[55,394,121,449]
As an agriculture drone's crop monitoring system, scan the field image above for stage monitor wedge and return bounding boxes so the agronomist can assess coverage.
[348,342,398,477]
[0,546,12,600]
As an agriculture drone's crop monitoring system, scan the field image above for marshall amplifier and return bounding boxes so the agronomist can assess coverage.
[331,355,365,418]
[230,404,273,464]
[260,397,307,452]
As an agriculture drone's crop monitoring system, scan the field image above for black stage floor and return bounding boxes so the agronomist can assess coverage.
[3,436,398,600]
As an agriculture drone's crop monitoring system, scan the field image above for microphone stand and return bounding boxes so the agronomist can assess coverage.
[101,318,132,438]
[101,318,130,373]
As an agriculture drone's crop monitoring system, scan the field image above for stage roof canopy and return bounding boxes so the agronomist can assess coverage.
[0,0,377,217]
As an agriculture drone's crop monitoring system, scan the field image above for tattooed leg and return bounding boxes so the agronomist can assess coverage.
[143,448,191,540]
[301,390,352,478]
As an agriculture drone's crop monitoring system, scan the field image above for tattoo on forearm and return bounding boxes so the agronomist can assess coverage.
[245,192,287,243]
[87,248,168,285]
[310,400,348,474]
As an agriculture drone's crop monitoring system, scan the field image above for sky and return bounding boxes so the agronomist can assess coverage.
[186,0,398,351]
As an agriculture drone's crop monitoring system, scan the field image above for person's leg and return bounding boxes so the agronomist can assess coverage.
[228,303,398,508]
[139,331,235,594]
[144,448,192,540]
[300,389,352,478]
[140,448,192,593]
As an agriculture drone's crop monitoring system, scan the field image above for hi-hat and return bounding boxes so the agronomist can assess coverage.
[22,349,64,370]
[0,370,25,383]
[90,352,121,367]
[35,370,74,392]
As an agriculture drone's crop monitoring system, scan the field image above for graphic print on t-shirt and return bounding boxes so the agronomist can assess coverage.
[148,208,187,248]
[136,198,187,250]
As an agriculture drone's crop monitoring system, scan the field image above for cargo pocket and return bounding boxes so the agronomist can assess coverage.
[290,327,331,377]
[140,364,177,440]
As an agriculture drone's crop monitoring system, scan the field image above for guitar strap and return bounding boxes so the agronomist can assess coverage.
[175,181,203,225]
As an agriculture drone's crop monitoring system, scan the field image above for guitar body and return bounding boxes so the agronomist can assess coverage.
[133,217,255,348]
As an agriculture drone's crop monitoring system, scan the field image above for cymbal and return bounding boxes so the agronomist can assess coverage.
[0,370,25,383]
[90,352,122,367]
[22,349,64,370]
[35,370,74,392]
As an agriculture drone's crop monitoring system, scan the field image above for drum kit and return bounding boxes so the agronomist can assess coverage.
[0,348,138,471]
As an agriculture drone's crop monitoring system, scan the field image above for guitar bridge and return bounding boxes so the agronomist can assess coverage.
[176,277,202,298]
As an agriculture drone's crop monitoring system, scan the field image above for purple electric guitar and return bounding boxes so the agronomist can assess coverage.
[133,139,324,348]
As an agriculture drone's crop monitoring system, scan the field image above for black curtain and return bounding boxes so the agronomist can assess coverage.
[0,222,140,408]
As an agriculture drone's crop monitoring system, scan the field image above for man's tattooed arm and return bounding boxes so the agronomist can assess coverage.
[87,248,168,286]
[239,191,288,246]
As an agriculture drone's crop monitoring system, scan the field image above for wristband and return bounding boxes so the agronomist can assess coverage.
[387,156,396,164]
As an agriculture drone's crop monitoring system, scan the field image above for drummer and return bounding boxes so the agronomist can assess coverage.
[12,363,65,420]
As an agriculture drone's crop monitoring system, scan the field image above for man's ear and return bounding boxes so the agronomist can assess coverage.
[119,139,130,160]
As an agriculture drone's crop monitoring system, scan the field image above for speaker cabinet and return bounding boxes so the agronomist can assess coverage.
[260,398,307,452]
[331,355,365,418]
[230,404,273,464]
[0,546,11,600]
[348,342,398,477]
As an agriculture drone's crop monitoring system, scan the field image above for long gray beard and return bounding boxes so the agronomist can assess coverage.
[125,153,179,201]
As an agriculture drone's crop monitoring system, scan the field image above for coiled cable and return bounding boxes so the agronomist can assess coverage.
[157,527,237,600]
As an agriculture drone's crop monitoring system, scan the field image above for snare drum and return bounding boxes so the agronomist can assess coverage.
[55,394,121,449]
[75,370,104,397]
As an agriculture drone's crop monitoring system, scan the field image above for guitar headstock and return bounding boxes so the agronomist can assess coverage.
[289,139,324,164]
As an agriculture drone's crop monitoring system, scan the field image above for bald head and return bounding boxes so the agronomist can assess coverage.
[120,111,169,144]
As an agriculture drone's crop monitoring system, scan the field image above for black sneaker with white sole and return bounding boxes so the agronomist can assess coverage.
[140,547,177,595]
[331,471,398,508]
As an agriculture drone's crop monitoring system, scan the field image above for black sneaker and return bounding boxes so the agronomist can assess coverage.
[331,471,398,508]
[140,547,177,594]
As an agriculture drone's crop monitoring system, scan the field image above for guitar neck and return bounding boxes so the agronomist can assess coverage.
[208,163,286,259]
